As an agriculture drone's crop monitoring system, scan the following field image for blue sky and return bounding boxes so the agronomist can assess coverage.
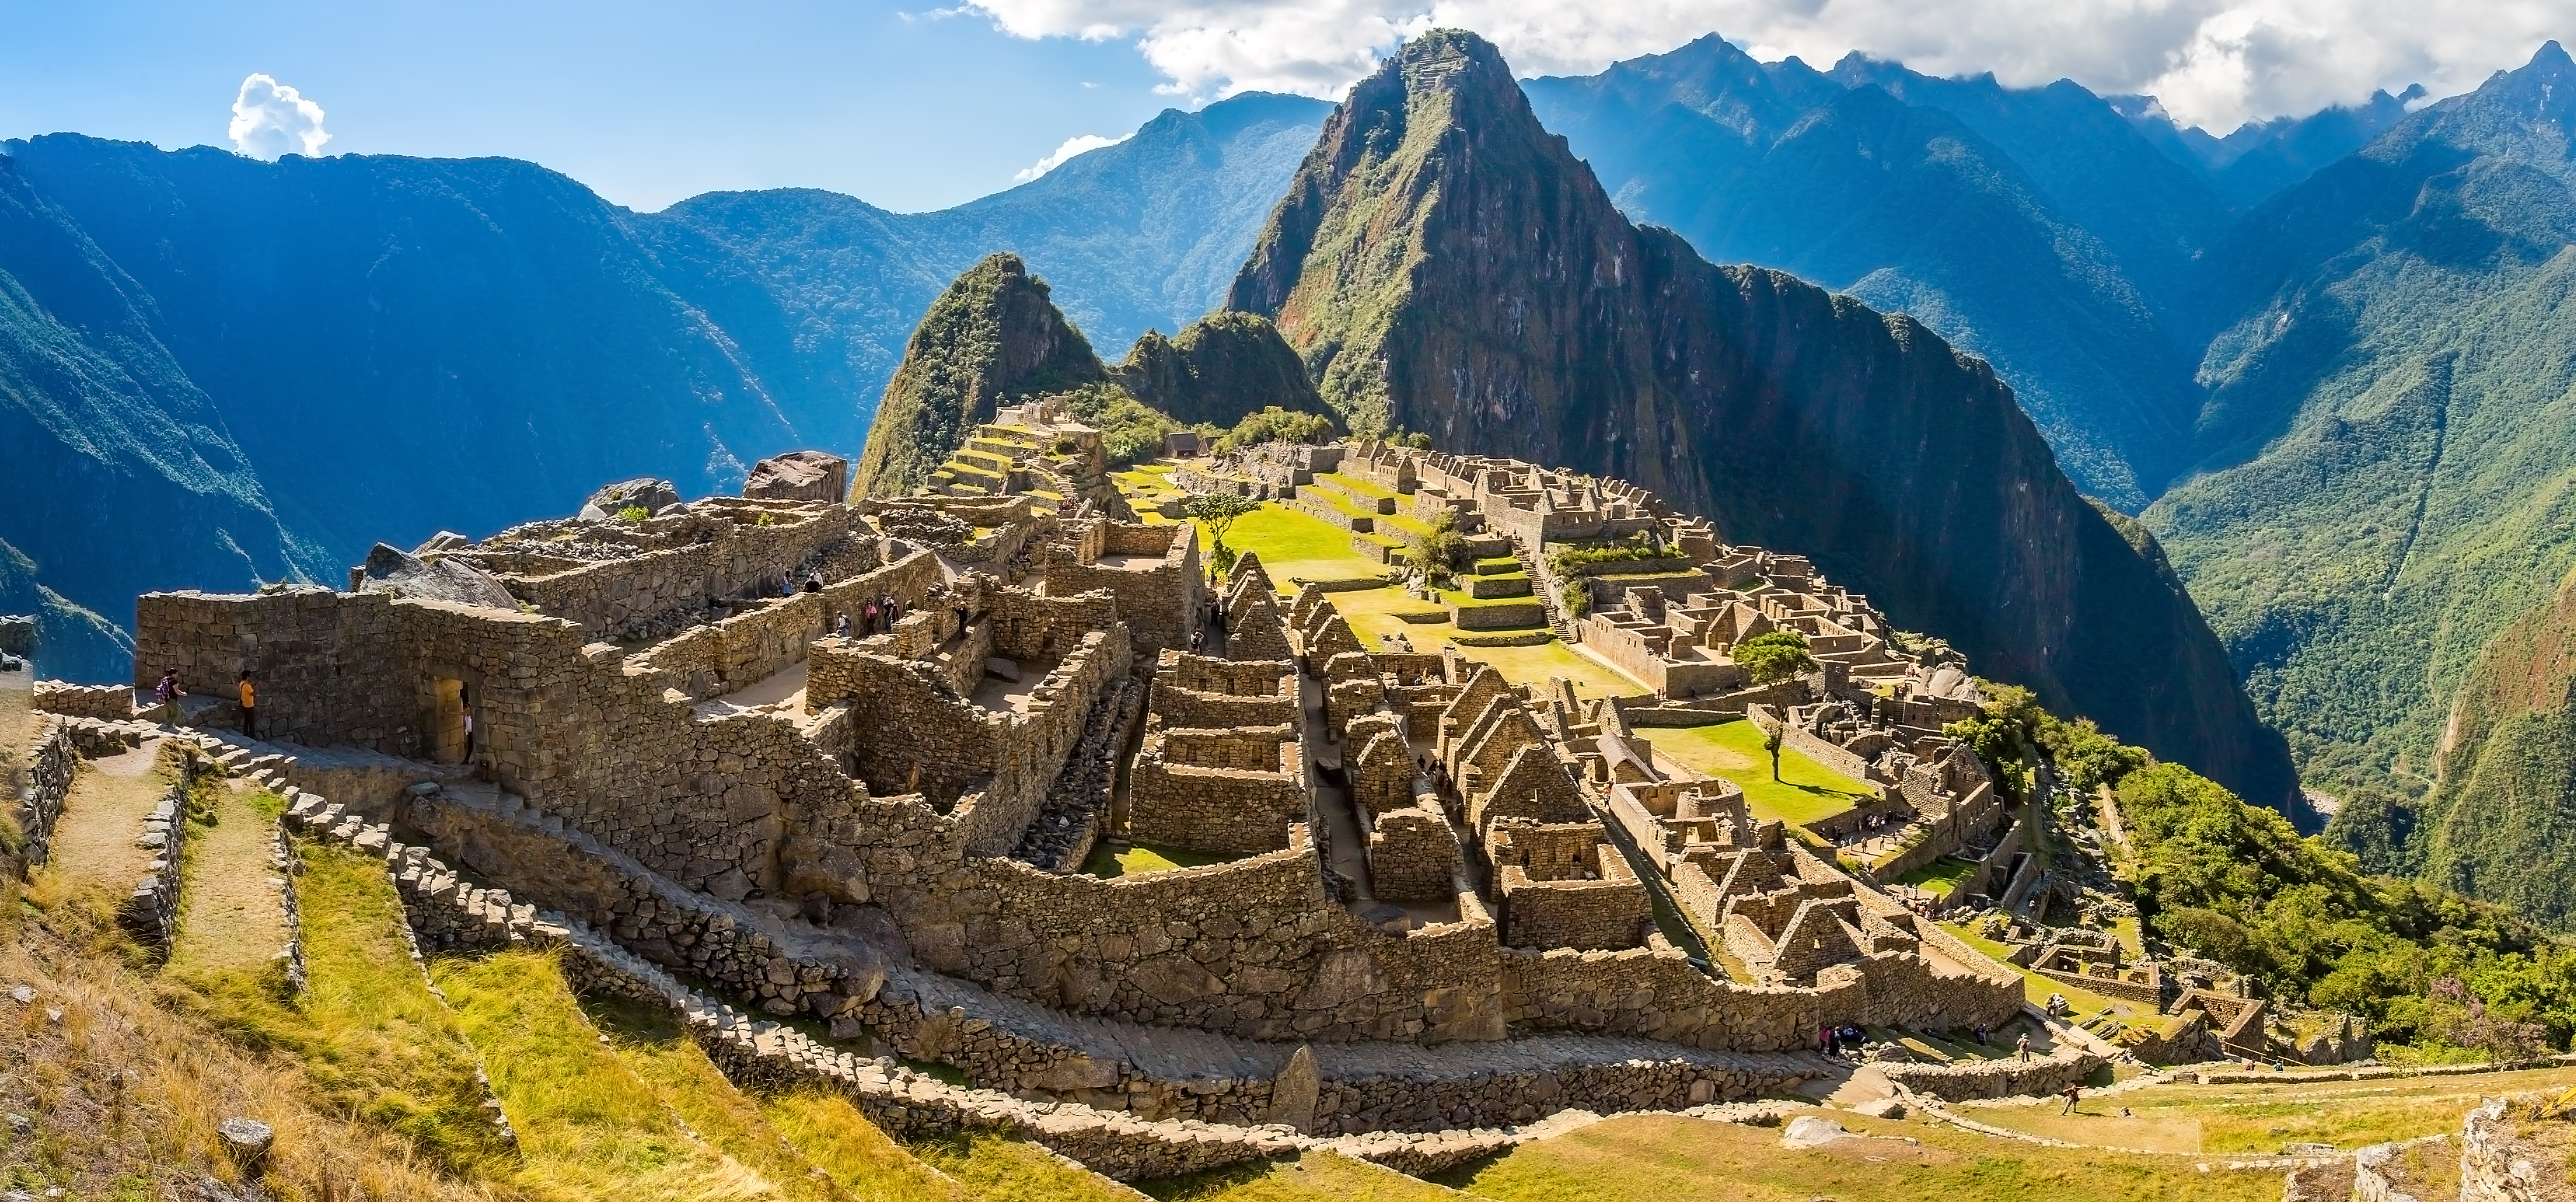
[0,0,1182,212]
[5,0,2565,213]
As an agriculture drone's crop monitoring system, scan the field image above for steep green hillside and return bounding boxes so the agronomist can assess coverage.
[851,253,1107,496]
[2321,567,2576,928]
[0,147,327,669]
[1231,28,2298,814]
[1111,311,1323,427]
[2146,44,2576,800]
[0,537,129,683]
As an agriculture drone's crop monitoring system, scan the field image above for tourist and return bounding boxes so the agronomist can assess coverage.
[2015,1033,2031,1062]
[1974,1024,1988,1046]
[1817,1024,1833,1054]
[459,694,475,764]
[882,593,901,629]
[863,599,880,633]
[953,602,968,635]
[2059,1084,2082,1115]
[152,668,183,724]
[835,612,851,639]
[238,670,257,739]
[802,574,823,593]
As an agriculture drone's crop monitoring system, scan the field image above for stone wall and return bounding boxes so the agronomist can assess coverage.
[1366,806,1463,903]
[630,551,943,700]
[135,587,868,900]
[1498,869,1649,951]
[1048,523,1199,662]
[120,785,186,956]
[12,716,73,868]
[31,681,134,720]
[479,505,867,640]
[1127,727,1308,855]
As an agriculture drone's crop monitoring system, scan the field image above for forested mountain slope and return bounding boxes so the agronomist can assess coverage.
[2145,43,2576,798]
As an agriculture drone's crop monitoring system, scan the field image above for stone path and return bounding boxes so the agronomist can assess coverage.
[44,737,169,899]
[165,779,292,976]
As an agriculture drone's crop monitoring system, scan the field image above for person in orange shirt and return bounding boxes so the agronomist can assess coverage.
[238,670,256,740]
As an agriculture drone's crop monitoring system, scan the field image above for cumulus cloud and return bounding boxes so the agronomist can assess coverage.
[1014,132,1129,181]
[960,0,2574,130]
[228,73,331,160]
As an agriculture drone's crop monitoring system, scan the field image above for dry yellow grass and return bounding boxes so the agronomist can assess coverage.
[909,1131,1137,1202]
[0,858,506,1201]
[1958,1062,2576,1155]
[167,784,293,977]
[759,1089,976,1202]
[1144,1149,1473,1202]
[1439,1111,2283,1202]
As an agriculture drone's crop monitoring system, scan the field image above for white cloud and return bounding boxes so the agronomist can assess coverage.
[228,73,331,160]
[958,0,2576,130]
[1014,132,1129,181]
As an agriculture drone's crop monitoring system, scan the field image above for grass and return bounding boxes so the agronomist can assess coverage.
[910,1132,1133,1202]
[1191,504,1388,585]
[0,875,500,1201]
[1436,1111,2283,1202]
[435,948,807,1202]
[1956,1061,2576,1155]
[1143,1149,1464,1202]
[1892,856,1979,900]
[167,785,292,978]
[759,1090,971,1201]
[37,743,178,919]
[1082,841,1234,877]
[159,838,516,1177]
[1311,471,1395,500]
[1640,721,1875,826]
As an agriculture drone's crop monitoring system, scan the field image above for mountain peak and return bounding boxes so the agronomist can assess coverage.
[849,251,1104,497]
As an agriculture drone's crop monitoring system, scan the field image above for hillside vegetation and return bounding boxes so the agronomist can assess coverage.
[1963,683,2576,1058]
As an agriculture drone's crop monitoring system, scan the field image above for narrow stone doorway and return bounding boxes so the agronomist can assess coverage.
[433,677,466,764]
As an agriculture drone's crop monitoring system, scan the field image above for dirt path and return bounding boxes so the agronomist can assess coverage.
[44,739,173,900]
[167,781,291,976]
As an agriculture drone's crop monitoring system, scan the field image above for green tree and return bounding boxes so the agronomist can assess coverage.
[1400,508,1471,582]
[1760,718,1784,782]
[1733,630,1817,685]
[1183,492,1262,560]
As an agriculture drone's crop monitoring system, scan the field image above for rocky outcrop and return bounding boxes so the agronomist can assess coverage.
[1228,30,2297,812]
[850,254,1106,498]
[742,451,849,503]
[1112,311,1324,428]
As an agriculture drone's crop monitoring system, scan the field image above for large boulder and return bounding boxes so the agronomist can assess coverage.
[743,451,849,503]
[354,544,518,611]
[577,477,680,521]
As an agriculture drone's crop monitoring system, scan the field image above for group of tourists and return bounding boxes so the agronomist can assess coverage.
[1191,599,1229,651]
[836,592,906,640]
[151,667,258,739]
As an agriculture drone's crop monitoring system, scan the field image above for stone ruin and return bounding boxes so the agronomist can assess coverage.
[62,440,2138,1179]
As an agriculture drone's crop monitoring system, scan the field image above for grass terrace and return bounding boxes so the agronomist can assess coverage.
[1429,1110,2283,1202]
[1956,1061,2576,1160]
[1640,720,1876,826]
[1892,855,1979,901]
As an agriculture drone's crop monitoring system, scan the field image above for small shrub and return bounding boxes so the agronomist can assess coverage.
[754,512,776,528]
[615,505,649,522]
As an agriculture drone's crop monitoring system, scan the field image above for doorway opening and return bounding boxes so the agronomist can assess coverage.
[434,677,466,764]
